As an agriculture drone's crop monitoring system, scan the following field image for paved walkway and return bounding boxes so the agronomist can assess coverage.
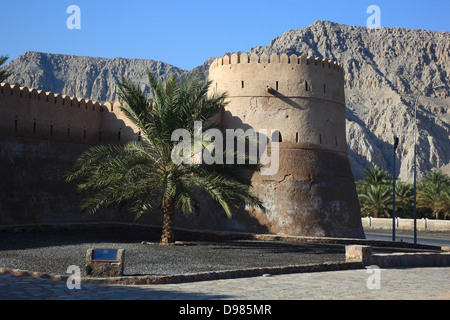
[0,267,449,300]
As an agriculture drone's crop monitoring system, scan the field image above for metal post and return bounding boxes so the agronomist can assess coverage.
[413,92,420,245]
[393,136,398,241]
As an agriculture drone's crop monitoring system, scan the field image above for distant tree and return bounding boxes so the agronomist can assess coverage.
[395,181,414,218]
[418,170,450,219]
[0,55,13,83]
[357,166,395,218]
[435,189,450,220]
[359,184,392,218]
[356,166,392,194]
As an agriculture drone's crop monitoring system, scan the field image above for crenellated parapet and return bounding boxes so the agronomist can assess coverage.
[209,53,343,73]
[0,83,139,145]
[208,53,347,153]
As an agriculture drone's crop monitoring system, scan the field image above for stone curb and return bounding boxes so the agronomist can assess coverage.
[0,222,444,250]
[0,222,447,286]
[0,262,364,286]
[345,245,450,268]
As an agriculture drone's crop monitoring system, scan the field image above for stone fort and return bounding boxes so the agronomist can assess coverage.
[0,53,365,238]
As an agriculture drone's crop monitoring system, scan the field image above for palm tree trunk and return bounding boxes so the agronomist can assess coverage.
[160,197,175,244]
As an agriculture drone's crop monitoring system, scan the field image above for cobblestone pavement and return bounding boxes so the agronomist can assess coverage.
[0,267,449,300]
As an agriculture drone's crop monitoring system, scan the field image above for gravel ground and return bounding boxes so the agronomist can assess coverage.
[0,228,350,276]
[0,228,438,277]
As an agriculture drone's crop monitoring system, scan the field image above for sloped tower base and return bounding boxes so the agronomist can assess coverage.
[250,145,365,238]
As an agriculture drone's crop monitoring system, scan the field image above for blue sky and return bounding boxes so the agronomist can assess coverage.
[3,0,449,70]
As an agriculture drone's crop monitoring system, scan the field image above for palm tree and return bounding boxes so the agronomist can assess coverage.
[435,189,450,220]
[359,184,392,218]
[0,55,13,83]
[66,71,265,244]
[417,170,450,219]
[356,166,392,194]
[395,181,414,218]
[361,166,392,187]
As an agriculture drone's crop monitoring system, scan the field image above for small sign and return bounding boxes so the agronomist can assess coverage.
[92,249,119,261]
[86,248,125,277]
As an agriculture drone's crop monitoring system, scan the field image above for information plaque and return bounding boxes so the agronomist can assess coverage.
[86,248,125,277]
[92,249,119,261]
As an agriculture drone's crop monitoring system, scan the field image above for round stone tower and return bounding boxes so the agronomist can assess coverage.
[208,52,365,238]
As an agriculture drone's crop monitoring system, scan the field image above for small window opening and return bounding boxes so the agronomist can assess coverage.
[296,132,299,143]
[319,134,322,144]
[276,81,279,91]
[305,81,309,92]
[272,130,282,143]
[241,81,244,89]
[14,119,18,131]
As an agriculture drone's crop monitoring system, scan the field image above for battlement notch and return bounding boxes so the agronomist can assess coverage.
[209,53,343,73]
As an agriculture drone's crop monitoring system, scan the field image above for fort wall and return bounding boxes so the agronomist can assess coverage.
[0,83,139,145]
[0,83,140,225]
[0,54,365,238]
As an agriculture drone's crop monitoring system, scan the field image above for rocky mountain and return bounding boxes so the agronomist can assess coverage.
[4,20,450,182]
[6,51,187,103]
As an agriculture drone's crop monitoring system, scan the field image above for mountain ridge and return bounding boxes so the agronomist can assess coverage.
[4,20,450,182]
